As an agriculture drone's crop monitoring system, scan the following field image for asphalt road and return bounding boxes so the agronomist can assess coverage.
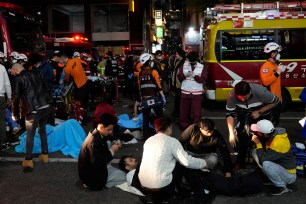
[0,94,305,204]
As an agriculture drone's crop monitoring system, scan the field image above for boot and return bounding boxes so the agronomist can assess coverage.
[38,154,49,163]
[22,160,33,173]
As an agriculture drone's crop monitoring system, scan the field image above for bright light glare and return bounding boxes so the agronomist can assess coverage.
[188,27,195,33]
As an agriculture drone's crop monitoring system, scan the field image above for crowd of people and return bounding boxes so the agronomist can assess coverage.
[0,42,304,203]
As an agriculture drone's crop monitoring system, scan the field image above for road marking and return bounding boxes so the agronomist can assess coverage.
[0,157,120,163]
[203,116,303,120]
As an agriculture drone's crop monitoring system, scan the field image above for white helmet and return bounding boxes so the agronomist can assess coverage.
[9,51,19,59]
[264,42,282,53]
[73,52,80,58]
[0,52,5,58]
[17,53,28,62]
[139,53,152,64]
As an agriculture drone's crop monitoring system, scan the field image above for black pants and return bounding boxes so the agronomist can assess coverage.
[142,105,163,139]
[74,82,89,110]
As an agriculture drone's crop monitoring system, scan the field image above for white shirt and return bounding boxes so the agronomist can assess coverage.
[0,64,11,98]
[138,133,206,189]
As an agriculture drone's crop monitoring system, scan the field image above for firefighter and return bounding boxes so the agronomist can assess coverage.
[138,53,166,139]
[260,42,283,125]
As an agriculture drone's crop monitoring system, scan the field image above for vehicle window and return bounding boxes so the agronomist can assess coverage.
[220,30,275,61]
[6,11,45,52]
[278,29,306,59]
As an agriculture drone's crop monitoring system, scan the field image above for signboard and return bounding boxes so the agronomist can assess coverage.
[156,26,163,39]
[155,10,163,26]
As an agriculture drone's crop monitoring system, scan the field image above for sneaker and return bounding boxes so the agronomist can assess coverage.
[270,186,291,196]
[12,126,20,134]
[0,142,11,151]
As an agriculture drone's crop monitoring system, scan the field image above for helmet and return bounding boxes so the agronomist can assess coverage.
[0,52,5,58]
[73,52,80,58]
[9,51,19,59]
[264,42,282,53]
[17,53,28,62]
[139,53,152,64]
[80,52,89,59]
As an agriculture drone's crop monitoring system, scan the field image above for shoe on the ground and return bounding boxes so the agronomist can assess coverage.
[0,142,11,151]
[39,154,49,163]
[12,126,20,134]
[22,160,34,173]
[270,186,291,196]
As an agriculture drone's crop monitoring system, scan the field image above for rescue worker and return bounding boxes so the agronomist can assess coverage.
[60,53,89,111]
[138,53,166,139]
[72,52,81,59]
[152,50,170,94]
[49,50,65,85]
[260,42,283,125]
[177,51,206,130]
[80,52,91,76]
[105,51,119,77]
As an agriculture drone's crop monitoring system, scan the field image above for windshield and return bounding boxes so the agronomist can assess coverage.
[6,11,45,52]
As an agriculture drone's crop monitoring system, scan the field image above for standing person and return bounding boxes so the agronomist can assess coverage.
[0,63,12,150]
[105,51,119,100]
[170,48,185,118]
[260,42,283,125]
[138,117,214,203]
[78,113,126,190]
[123,52,135,99]
[49,50,64,85]
[179,118,232,177]
[251,119,296,195]
[10,63,51,172]
[60,53,89,110]
[138,53,166,139]
[152,50,169,94]
[226,81,279,170]
[177,51,207,130]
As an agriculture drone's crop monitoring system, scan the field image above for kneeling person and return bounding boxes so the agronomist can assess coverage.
[251,119,296,196]
[78,113,126,190]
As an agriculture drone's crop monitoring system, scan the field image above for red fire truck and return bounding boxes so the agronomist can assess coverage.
[0,2,45,57]
[203,1,306,109]
[44,35,100,61]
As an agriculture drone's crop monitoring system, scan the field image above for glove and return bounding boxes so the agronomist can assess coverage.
[162,95,166,105]
[277,64,285,74]
[128,73,133,79]
[185,71,193,77]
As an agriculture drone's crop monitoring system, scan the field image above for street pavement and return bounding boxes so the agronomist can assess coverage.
[0,93,306,204]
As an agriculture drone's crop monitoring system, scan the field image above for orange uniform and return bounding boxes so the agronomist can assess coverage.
[64,58,88,88]
[260,61,282,101]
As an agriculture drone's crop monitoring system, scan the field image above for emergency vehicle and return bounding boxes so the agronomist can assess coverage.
[44,35,100,61]
[0,2,45,57]
[203,1,306,109]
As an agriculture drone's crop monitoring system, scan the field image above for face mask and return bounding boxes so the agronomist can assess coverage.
[156,56,162,60]
[275,53,281,61]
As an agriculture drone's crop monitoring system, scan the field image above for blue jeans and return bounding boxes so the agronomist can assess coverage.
[262,161,296,188]
[6,108,18,129]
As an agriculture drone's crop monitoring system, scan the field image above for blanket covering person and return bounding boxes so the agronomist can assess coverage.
[15,119,86,159]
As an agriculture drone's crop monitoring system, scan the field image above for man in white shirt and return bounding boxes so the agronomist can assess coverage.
[138,116,214,203]
[0,64,11,150]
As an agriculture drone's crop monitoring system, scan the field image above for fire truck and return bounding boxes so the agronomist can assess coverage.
[44,35,100,62]
[0,2,45,57]
[203,1,306,109]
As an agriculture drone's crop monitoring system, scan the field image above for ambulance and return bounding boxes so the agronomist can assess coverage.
[0,2,45,57]
[203,1,306,109]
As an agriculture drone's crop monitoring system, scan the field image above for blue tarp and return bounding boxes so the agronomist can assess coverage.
[15,119,86,159]
[118,113,143,129]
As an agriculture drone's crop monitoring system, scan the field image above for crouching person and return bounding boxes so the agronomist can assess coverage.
[138,116,215,203]
[78,113,126,190]
[251,119,296,196]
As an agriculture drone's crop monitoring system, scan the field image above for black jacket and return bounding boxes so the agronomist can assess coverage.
[78,129,113,190]
[12,69,50,117]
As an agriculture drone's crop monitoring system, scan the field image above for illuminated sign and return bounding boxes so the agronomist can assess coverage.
[156,26,163,39]
[155,10,163,26]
